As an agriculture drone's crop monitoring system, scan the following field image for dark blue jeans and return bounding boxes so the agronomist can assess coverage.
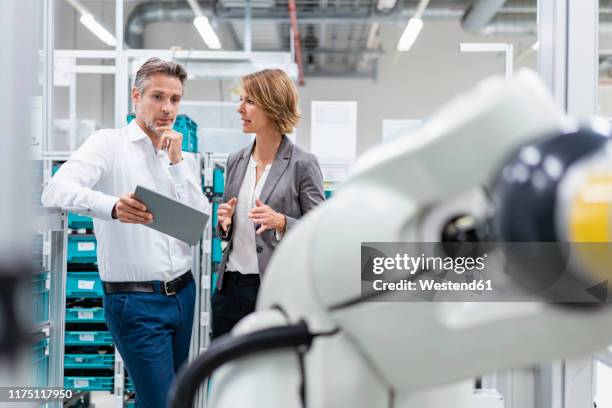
[103,278,195,408]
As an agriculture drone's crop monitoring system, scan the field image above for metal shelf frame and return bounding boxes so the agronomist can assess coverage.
[32,206,67,408]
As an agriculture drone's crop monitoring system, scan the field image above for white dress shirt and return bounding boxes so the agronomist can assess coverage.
[42,120,210,282]
[226,156,271,275]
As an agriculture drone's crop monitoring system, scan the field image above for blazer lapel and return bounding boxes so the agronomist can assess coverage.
[227,141,254,200]
[259,135,293,204]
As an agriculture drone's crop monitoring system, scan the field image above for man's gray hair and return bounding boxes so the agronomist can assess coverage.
[133,57,187,93]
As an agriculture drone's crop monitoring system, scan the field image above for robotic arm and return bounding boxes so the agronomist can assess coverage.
[171,70,612,408]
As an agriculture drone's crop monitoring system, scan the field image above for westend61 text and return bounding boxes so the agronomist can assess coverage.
[372,279,493,292]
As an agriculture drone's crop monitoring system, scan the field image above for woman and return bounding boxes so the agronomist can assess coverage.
[212,69,325,339]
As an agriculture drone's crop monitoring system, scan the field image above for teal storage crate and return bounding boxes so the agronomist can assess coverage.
[31,336,49,387]
[32,271,48,292]
[213,168,225,195]
[65,307,105,323]
[65,354,113,369]
[126,400,135,408]
[65,376,113,391]
[179,132,197,153]
[67,235,97,263]
[184,134,198,153]
[324,190,333,199]
[33,289,49,325]
[174,115,197,136]
[126,377,134,393]
[68,212,94,230]
[32,271,49,325]
[212,202,218,229]
[212,238,222,263]
[211,271,218,293]
[65,331,113,346]
[66,272,103,298]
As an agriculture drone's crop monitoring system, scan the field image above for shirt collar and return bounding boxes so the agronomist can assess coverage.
[127,119,149,143]
[127,120,166,157]
[241,134,293,160]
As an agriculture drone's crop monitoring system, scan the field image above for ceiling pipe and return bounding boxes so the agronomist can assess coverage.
[475,0,612,36]
[462,0,508,33]
[212,8,461,22]
[288,0,305,85]
[126,2,196,49]
[358,0,398,70]
[375,0,398,13]
[478,13,537,36]
[124,0,612,50]
[125,1,464,48]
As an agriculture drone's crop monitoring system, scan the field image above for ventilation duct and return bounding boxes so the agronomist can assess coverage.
[125,0,612,50]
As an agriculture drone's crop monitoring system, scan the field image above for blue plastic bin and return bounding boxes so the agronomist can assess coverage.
[65,307,105,323]
[33,289,49,325]
[65,331,113,346]
[68,212,94,230]
[64,376,113,391]
[211,271,218,294]
[32,271,48,292]
[125,377,134,393]
[64,354,113,369]
[66,272,103,298]
[67,235,97,263]
[32,271,49,324]
[212,202,218,229]
[212,238,222,263]
[188,134,198,153]
[213,168,225,195]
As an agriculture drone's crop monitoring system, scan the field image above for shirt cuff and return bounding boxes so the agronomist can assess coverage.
[91,193,119,221]
[274,228,284,241]
[168,159,191,184]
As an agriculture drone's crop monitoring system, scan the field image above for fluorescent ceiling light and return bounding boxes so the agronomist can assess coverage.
[193,16,222,50]
[397,18,423,51]
[80,14,116,47]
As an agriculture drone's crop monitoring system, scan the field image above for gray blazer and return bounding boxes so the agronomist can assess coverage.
[216,135,325,289]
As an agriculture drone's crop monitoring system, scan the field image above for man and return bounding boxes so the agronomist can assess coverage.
[42,58,209,408]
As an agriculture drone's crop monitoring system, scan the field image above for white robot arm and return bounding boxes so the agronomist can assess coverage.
[171,70,612,408]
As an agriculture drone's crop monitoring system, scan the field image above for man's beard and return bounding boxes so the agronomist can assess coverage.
[143,117,165,137]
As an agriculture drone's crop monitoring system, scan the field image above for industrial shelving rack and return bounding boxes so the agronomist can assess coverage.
[32,166,68,408]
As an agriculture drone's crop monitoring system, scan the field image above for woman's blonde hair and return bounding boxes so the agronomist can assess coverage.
[241,69,301,135]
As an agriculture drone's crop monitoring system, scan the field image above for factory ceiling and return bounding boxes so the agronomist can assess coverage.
[121,0,612,79]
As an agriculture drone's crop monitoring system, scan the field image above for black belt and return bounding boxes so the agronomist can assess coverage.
[103,270,192,296]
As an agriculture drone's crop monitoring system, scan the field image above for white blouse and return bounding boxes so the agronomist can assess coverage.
[225,155,272,275]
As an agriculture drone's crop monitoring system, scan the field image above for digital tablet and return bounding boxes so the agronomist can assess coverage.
[134,185,209,246]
